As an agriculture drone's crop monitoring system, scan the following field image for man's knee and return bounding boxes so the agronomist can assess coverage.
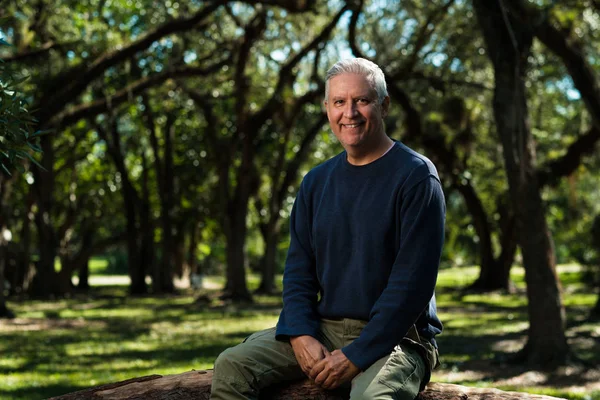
[211,345,257,399]
[213,345,248,378]
[349,346,425,400]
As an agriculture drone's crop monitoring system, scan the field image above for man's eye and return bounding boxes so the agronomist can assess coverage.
[334,100,344,105]
[357,98,369,105]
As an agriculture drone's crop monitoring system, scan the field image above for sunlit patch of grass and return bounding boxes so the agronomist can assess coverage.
[494,386,600,400]
[460,292,527,308]
[441,312,527,334]
[89,257,110,275]
[436,265,480,287]
[563,293,596,307]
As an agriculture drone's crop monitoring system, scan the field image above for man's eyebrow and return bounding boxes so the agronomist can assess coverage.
[330,94,373,100]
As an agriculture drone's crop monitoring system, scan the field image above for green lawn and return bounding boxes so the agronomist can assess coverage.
[1,264,598,400]
[54,257,111,276]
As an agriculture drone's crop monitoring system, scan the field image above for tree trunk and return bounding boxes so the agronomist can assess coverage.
[48,370,567,400]
[100,121,147,295]
[455,181,511,291]
[591,291,600,319]
[173,227,186,280]
[146,105,176,294]
[591,215,600,319]
[0,230,13,318]
[473,0,569,366]
[256,220,281,295]
[77,258,90,290]
[56,266,74,295]
[31,136,60,297]
[497,214,518,293]
[138,152,153,294]
[223,206,253,302]
[12,196,34,294]
[125,198,145,295]
[187,222,199,277]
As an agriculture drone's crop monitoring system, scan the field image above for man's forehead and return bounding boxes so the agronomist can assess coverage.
[327,74,376,97]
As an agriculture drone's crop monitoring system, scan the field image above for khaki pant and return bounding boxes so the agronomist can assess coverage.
[210,318,436,400]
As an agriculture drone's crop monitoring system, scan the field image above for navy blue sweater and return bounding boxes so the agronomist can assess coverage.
[276,141,445,371]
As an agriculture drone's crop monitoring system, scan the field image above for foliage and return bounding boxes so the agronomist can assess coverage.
[0,40,46,175]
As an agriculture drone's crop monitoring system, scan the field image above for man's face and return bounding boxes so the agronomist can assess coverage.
[324,73,389,150]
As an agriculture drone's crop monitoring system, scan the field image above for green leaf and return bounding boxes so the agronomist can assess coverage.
[1,163,12,176]
[25,153,46,171]
[26,141,42,153]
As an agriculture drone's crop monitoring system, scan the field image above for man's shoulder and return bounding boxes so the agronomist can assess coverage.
[393,142,439,179]
[302,151,344,183]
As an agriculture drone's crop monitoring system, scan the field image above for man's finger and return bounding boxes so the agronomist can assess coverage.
[324,374,341,390]
[309,358,327,380]
[314,367,331,386]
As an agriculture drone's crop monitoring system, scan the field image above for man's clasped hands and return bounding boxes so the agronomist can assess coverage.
[289,335,360,390]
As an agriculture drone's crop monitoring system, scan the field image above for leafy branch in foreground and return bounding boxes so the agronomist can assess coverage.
[0,38,48,175]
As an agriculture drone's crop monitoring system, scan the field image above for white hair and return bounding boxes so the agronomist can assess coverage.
[325,58,388,103]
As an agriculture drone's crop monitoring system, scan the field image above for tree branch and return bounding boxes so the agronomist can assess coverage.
[277,113,326,205]
[348,2,424,140]
[36,2,222,126]
[2,41,73,63]
[508,0,600,129]
[405,71,494,92]
[235,11,268,137]
[398,0,456,76]
[251,5,348,129]
[537,126,600,187]
[53,58,230,127]
[233,0,317,12]
[142,95,165,194]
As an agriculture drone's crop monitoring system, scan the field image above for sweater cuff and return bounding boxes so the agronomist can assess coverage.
[275,325,320,342]
[341,342,372,371]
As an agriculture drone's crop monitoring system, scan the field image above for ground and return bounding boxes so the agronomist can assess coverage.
[0,264,598,400]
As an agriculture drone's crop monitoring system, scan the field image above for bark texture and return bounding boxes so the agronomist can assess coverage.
[48,370,566,400]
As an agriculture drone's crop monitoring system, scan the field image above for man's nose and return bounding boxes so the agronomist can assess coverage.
[343,102,358,118]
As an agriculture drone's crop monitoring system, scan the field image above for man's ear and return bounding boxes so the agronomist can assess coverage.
[381,96,390,117]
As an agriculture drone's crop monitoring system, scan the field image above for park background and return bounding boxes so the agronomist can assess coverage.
[1,0,600,399]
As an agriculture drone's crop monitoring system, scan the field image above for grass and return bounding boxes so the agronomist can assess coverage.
[1,263,599,400]
[54,257,112,276]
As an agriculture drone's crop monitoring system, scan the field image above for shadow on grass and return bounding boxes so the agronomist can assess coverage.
[1,383,90,400]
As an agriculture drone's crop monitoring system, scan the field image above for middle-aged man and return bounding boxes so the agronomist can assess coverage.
[210,57,445,400]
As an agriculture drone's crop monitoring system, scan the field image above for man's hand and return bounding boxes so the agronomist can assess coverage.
[309,349,360,390]
[290,335,330,376]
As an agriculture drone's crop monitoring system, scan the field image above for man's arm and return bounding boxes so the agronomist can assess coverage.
[341,173,445,371]
[275,180,327,374]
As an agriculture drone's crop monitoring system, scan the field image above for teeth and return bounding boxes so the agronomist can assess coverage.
[344,124,360,128]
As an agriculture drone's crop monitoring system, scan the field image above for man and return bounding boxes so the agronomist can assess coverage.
[210,58,445,400]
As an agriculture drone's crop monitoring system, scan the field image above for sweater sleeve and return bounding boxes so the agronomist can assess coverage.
[341,174,445,371]
[276,181,321,340]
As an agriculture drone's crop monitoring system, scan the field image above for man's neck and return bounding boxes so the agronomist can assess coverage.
[346,135,394,166]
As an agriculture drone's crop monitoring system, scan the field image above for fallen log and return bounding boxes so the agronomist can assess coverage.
[48,370,566,400]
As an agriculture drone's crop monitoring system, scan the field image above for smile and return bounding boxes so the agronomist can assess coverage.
[342,123,362,128]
